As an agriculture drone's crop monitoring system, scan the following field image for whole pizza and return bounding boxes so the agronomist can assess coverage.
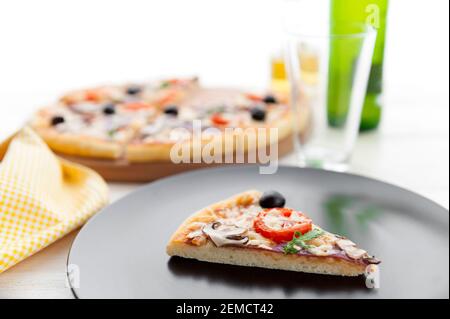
[30,78,293,162]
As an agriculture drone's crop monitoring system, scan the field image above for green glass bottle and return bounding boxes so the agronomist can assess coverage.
[328,0,388,131]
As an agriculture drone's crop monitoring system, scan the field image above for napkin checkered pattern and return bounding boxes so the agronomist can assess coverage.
[0,127,108,273]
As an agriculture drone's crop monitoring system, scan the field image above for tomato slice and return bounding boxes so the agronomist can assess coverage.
[168,78,180,85]
[246,93,262,102]
[253,208,312,243]
[123,101,152,111]
[84,90,101,102]
[155,90,178,106]
[211,113,230,126]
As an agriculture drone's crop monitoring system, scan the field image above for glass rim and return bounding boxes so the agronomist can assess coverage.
[283,22,377,39]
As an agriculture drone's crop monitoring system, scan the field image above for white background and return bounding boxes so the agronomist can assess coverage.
[0,0,447,117]
[0,0,448,297]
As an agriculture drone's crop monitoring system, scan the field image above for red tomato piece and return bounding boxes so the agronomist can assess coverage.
[253,208,312,243]
[123,101,152,111]
[246,93,263,102]
[211,113,230,126]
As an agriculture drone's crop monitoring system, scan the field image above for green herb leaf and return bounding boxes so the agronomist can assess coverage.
[160,81,170,89]
[283,243,298,254]
[107,130,116,138]
[298,228,324,241]
[283,228,325,254]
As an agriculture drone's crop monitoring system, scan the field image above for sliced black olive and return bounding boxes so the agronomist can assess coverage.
[51,116,65,126]
[262,95,277,104]
[102,103,116,115]
[164,105,178,116]
[250,106,266,121]
[126,86,142,95]
[259,190,286,208]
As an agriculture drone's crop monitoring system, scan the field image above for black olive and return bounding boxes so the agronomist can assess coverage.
[250,106,266,121]
[164,105,178,116]
[259,190,286,208]
[263,95,277,104]
[51,116,65,126]
[102,104,116,115]
[126,86,142,95]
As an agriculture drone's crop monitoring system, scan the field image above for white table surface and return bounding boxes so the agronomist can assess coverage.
[0,0,448,299]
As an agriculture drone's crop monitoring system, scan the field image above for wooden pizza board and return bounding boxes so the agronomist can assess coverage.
[58,134,294,183]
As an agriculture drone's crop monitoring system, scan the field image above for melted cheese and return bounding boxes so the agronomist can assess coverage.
[261,209,308,230]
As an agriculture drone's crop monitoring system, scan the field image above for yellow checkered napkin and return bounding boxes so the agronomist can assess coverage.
[0,127,109,273]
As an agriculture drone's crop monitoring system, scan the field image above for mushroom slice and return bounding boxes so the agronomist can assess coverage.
[336,239,367,260]
[336,239,357,250]
[343,246,367,260]
[202,222,249,247]
[187,229,204,239]
[363,256,382,265]
[307,244,335,256]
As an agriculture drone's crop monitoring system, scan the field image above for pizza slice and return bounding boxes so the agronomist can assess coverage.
[167,190,380,276]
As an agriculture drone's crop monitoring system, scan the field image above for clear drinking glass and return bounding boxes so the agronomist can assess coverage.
[284,20,376,171]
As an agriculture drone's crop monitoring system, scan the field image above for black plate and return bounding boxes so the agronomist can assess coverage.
[68,166,449,298]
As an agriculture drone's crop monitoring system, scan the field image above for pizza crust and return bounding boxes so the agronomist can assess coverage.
[34,128,123,159]
[167,241,366,277]
[126,142,176,162]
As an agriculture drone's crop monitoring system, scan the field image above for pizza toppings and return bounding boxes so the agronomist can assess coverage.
[122,101,152,111]
[163,105,179,116]
[126,86,142,95]
[202,222,249,247]
[279,229,381,264]
[363,256,381,265]
[102,104,116,115]
[253,208,313,243]
[336,239,368,260]
[71,102,99,114]
[186,228,204,239]
[210,113,230,126]
[167,190,384,276]
[250,106,266,121]
[246,93,263,102]
[51,116,65,126]
[258,190,286,208]
[174,190,381,270]
[282,228,325,254]
[262,95,277,104]
[84,90,101,102]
